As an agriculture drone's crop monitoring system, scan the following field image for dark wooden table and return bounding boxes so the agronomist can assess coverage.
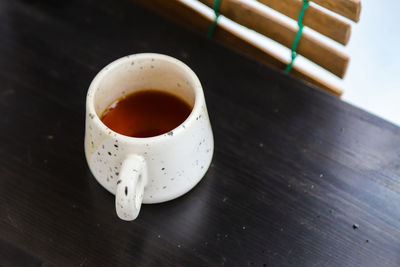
[1,0,400,266]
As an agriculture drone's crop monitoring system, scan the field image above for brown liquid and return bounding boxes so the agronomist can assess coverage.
[100,90,192,138]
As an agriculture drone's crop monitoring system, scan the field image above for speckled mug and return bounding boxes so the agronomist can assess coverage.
[84,53,214,221]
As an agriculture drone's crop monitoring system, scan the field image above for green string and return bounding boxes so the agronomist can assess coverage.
[284,0,309,73]
[206,0,221,38]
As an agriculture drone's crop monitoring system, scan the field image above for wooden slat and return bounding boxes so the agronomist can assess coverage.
[257,0,351,45]
[199,0,349,78]
[132,0,342,96]
[312,0,361,22]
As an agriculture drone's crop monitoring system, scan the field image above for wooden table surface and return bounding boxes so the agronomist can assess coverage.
[1,0,400,266]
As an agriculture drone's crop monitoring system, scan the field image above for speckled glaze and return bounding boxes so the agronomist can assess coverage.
[84,53,214,221]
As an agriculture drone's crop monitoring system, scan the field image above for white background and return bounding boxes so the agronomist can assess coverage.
[341,0,400,126]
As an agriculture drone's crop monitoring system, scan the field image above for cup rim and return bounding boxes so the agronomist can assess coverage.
[86,53,203,143]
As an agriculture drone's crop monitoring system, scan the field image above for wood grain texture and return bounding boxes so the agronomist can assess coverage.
[257,0,351,45]
[199,0,349,78]
[135,0,342,96]
[1,0,399,266]
[313,0,361,22]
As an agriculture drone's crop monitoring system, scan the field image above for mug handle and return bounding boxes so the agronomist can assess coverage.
[115,154,147,221]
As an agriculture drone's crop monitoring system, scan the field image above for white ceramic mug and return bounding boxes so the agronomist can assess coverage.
[84,53,214,221]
